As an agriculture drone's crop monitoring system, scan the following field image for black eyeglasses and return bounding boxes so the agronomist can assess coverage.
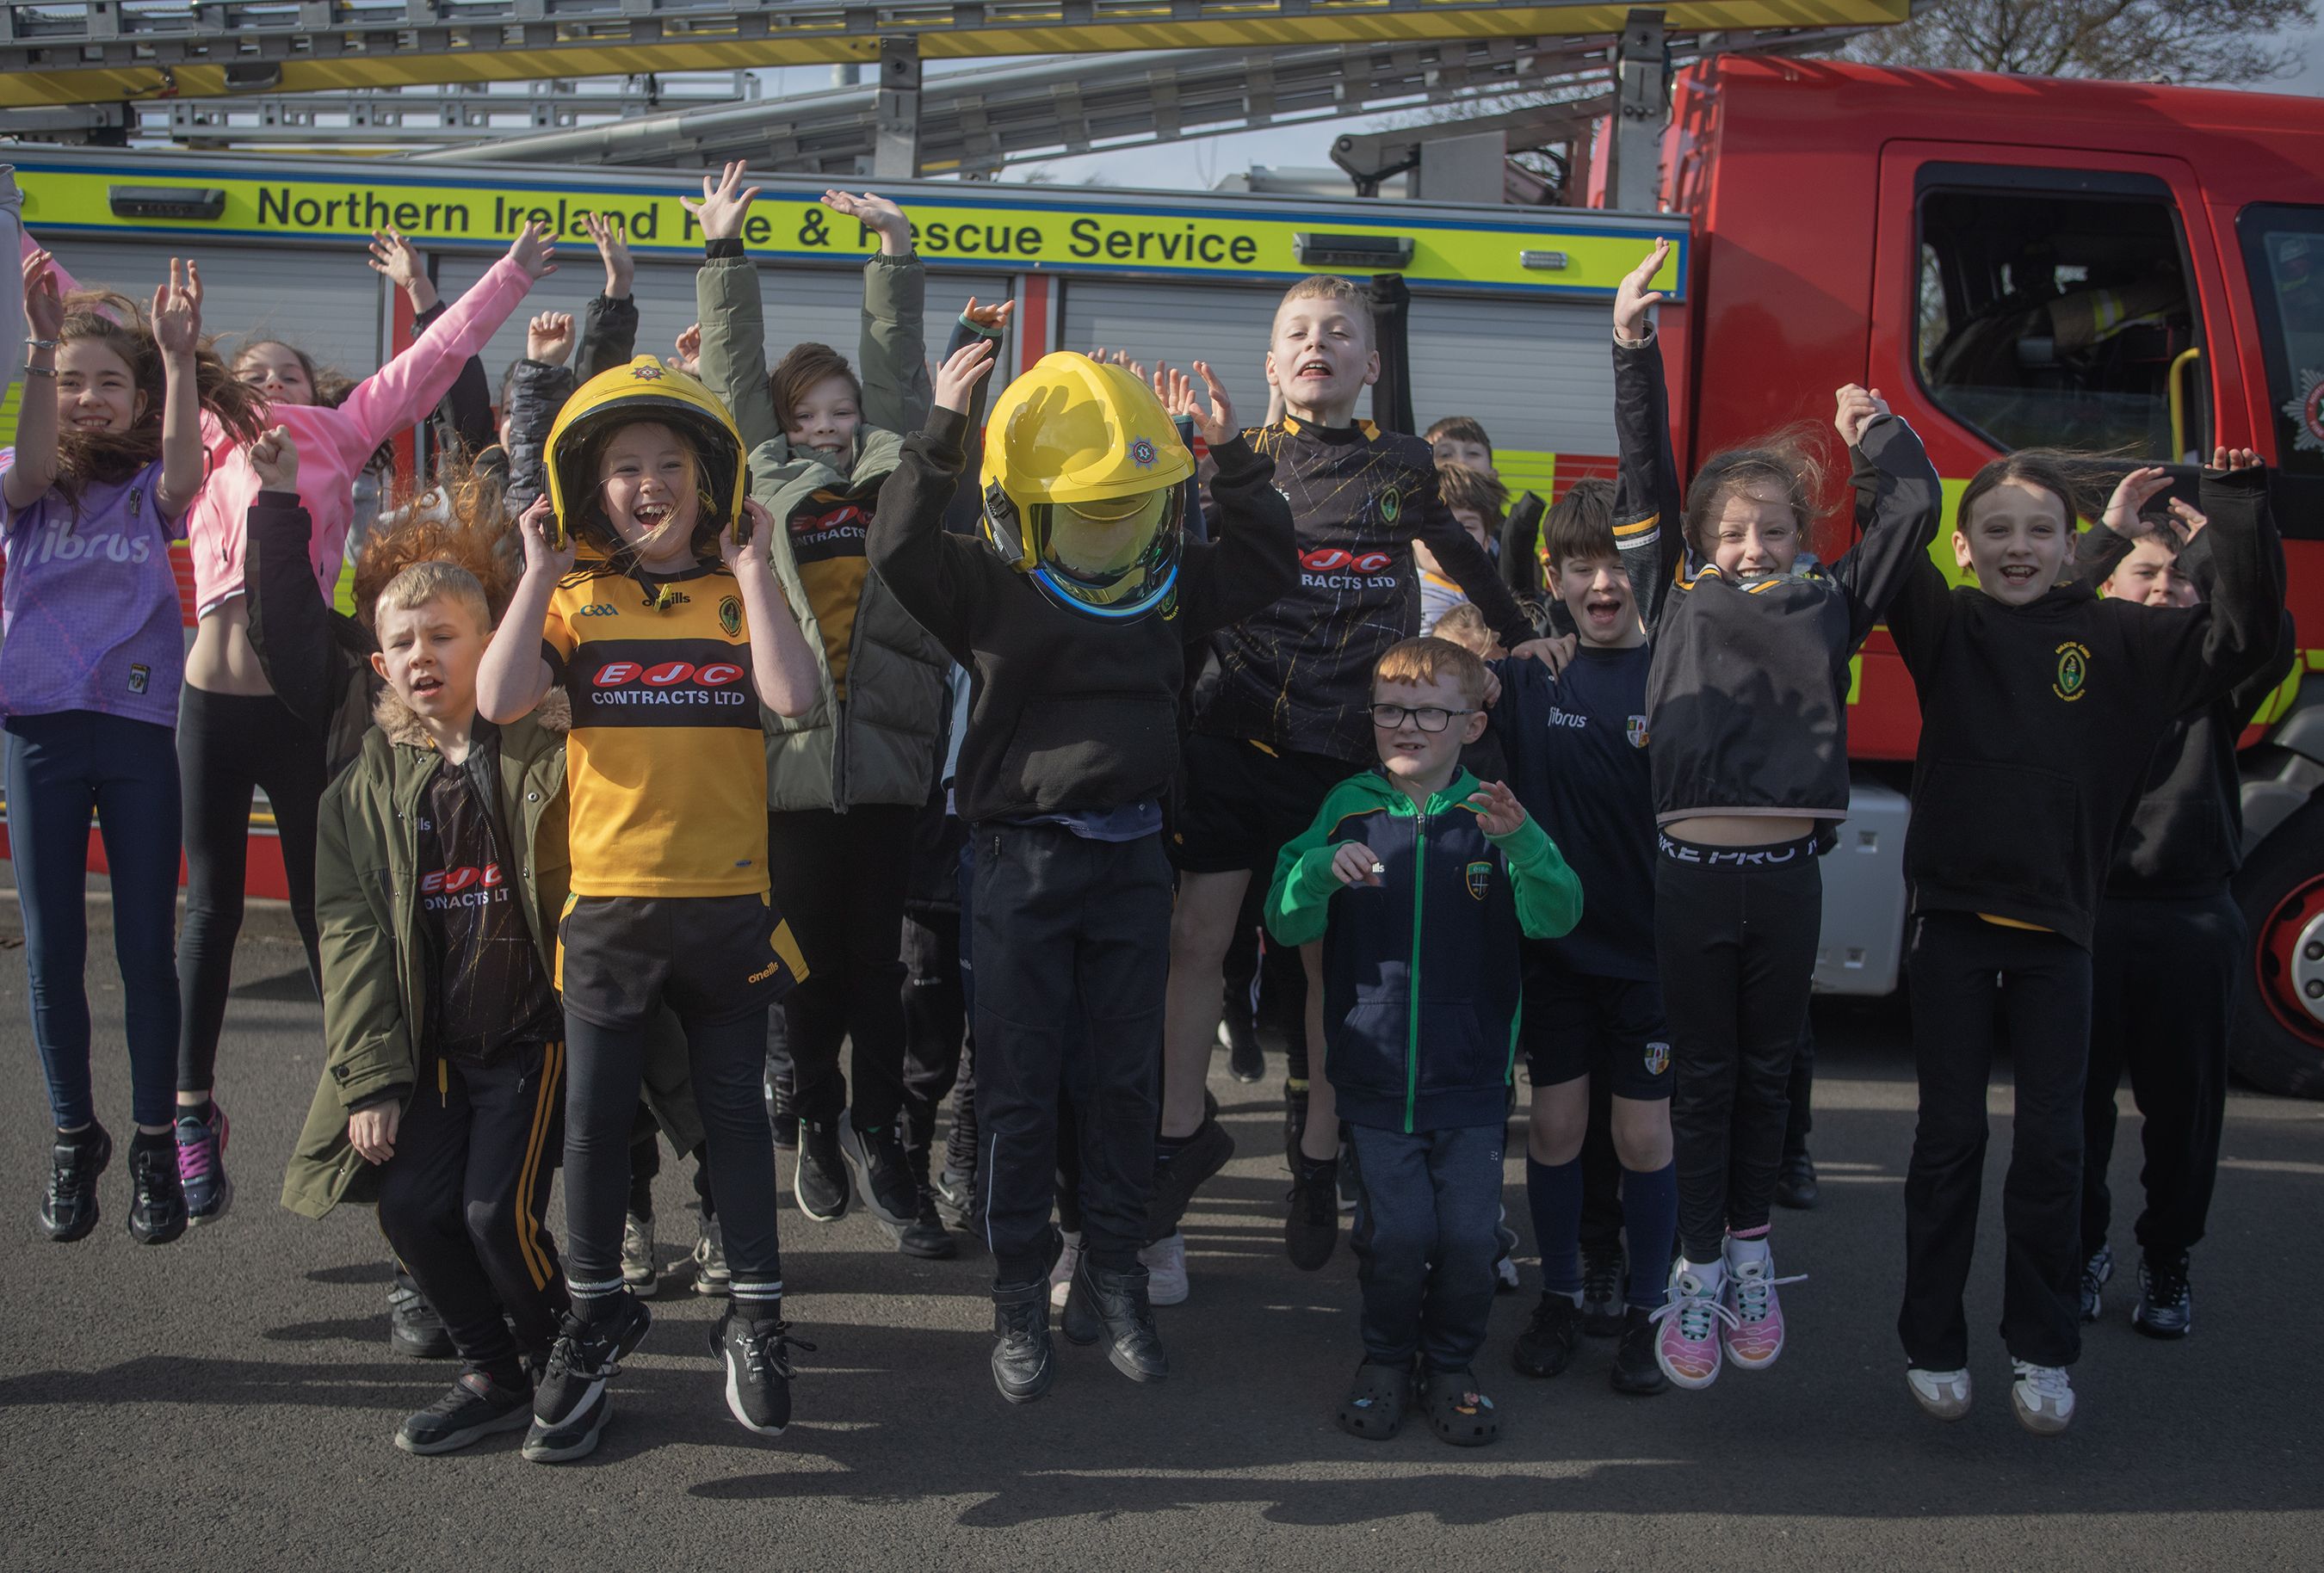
[1369,703,1474,733]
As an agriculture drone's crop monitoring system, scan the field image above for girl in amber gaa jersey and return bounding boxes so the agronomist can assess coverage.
[477,356,820,1461]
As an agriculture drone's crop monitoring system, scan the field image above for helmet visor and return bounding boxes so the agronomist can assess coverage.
[1033,486,1181,610]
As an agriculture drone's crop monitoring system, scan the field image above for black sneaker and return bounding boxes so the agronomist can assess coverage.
[388,1275,455,1359]
[1284,1159,1338,1271]
[126,1132,186,1245]
[2133,1249,2193,1339]
[767,1073,799,1152]
[1610,1305,1669,1395]
[709,1306,815,1437]
[794,1120,851,1222]
[991,1280,1055,1403]
[932,1166,980,1231]
[1283,1085,1309,1172]
[839,1120,919,1234]
[1221,1009,1264,1083]
[39,1124,111,1243]
[1580,1246,1627,1338]
[1511,1292,1580,1379]
[1060,1257,1170,1384]
[526,1296,652,1464]
[396,1371,533,1455]
[898,1187,959,1260]
[1146,1115,1234,1241]
[1775,1146,1820,1210]
[2079,1242,2114,1324]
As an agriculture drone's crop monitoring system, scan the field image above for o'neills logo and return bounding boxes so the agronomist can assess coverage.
[1299,546,1400,591]
[590,658,751,707]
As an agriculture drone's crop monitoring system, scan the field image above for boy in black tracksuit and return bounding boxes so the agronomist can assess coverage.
[2078,520,2295,1339]
[868,346,1295,1403]
[1888,451,2279,1434]
[1267,636,1582,1447]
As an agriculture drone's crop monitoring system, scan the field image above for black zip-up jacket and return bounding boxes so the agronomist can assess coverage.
[1195,418,1534,765]
[1612,335,1944,825]
[868,406,1298,825]
[1888,463,2282,947]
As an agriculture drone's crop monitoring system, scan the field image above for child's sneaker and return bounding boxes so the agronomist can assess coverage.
[1579,1245,1626,1337]
[709,1305,813,1437]
[621,1210,658,1295]
[388,1276,454,1359]
[931,1165,979,1230]
[2133,1249,2192,1339]
[1721,1240,1803,1372]
[2079,1242,2113,1323]
[1907,1366,1973,1422]
[396,1371,534,1454]
[38,1123,110,1243]
[1048,1231,1083,1311]
[690,1215,730,1297]
[1416,1367,1501,1447]
[175,1102,232,1224]
[1610,1306,1668,1395]
[1284,1160,1339,1270]
[1511,1293,1579,1379]
[1139,1231,1190,1306]
[126,1131,187,1245]
[527,1295,651,1463]
[2010,1360,2075,1435]
[1650,1260,1734,1390]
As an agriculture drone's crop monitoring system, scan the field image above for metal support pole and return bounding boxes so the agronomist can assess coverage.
[1610,7,1669,212]
[871,37,921,181]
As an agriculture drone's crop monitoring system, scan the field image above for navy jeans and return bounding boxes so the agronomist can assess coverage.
[1347,1120,1507,1373]
[6,711,182,1130]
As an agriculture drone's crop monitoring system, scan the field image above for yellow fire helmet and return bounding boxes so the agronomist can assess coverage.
[980,351,1194,621]
[545,355,748,555]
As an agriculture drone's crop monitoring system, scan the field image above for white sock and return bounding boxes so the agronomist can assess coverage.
[1678,1255,1726,1290]
[1726,1233,1771,1268]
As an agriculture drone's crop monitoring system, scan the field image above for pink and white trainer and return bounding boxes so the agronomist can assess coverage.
[1650,1261,1735,1391]
[1721,1240,1805,1371]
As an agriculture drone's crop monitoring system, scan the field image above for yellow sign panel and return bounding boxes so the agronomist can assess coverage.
[0,3,1913,108]
[15,164,1687,299]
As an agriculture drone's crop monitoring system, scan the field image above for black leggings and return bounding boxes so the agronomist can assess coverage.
[1654,840,1821,1262]
[766,806,914,1132]
[176,684,326,1094]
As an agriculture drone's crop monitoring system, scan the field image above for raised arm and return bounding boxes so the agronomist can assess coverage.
[1610,243,1685,626]
[1167,361,1298,637]
[867,339,995,659]
[1829,386,1944,652]
[373,230,494,460]
[241,428,357,732]
[149,258,210,519]
[688,162,786,456]
[824,190,930,434]
[574,213,640,382]
[2134,450,2284,716]
[501,313,578,513]
[4,249,63,513]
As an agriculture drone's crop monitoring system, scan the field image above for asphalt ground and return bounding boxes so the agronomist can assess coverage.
[2,909,2320,1571]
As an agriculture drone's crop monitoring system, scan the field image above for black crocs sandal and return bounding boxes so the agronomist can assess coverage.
[1419,1367,1502,1447]
[1336,1360,1412,1440]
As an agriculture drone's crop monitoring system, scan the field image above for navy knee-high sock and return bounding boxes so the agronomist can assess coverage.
[1622,1161,1678,1311]
[1526,1155,1585,1298]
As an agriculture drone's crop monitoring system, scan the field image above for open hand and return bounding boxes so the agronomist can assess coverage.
[22,249,62,341]
[367,229,436,312]
[1331,842,1386,887]
[935,337,996,415]
[583,212,634,298]
[669,322,702,376]
[823,189,912,253]
[683,162,761,244]
[151,258,203,361]
[507,221,559,283]
[962,295,1014,332]
[1168,359,1234,448]
[518,494,578,574]
[1833,384,1888,447]
[2210,446,2263,475]
[246,425,300,491]
[1466,778,1527,837]
[349,1103,400,1165]
[2102,466,2174,537]
[527,312,575,367]
[1615,238,1671,342]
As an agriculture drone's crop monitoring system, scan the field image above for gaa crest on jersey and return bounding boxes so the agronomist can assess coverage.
[1465,861,1492,901]
[1627,715,1650,749]
[1379,485,1403,526]
[2052,640,2091,703]
[1643,1040,1672,1076]
[720,595,742,637]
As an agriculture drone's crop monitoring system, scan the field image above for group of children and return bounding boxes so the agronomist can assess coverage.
[5,173,2284,1459]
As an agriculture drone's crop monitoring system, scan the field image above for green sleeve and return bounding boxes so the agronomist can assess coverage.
[315,779,417,1110]
[1264,789,1361,948]
[1486,811,1585,941]
[697,255,788,460]
[859,253,931,435]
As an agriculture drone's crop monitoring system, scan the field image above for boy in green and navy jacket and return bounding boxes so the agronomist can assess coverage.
[1266,636,1582,1447]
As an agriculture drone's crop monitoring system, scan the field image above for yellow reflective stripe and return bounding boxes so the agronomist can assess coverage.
[515,1040,564,1292]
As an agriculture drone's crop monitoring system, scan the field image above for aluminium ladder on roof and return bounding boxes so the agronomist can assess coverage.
[0,1,1911,107]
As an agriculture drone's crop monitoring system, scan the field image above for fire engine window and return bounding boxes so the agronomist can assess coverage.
[1917,185,2199,458]
[2238,205,2324,478]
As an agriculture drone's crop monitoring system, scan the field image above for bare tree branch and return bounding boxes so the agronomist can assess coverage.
[1845,0,2315,84]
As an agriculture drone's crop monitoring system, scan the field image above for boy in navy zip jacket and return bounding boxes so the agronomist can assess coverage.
[1266,637,1582,1448]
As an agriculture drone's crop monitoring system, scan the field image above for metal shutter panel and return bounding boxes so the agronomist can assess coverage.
[1404,294,1617,497]
[1057,279,1332,433]
[48,237,387,382]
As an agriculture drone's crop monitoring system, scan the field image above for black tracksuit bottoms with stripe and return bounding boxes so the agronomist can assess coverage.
[374,1040,568,1379]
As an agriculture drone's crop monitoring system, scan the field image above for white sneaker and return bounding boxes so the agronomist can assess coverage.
[1906,1366,1972,1422]
[2010,1360,2075,1435]
[1139,1232,1190,1306]
[1048,1231,1083,1311]
[621,1210,658,1294]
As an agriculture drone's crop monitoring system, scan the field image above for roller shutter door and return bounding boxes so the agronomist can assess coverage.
[45,237,387,382]
[1056,279,1332,435]
[436,254,1000,400]
[1404,293,1616,499]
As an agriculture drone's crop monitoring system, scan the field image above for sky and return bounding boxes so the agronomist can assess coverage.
[743,16,2324,195]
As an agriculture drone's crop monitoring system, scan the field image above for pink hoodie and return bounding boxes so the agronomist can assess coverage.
[183,254,535,614]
